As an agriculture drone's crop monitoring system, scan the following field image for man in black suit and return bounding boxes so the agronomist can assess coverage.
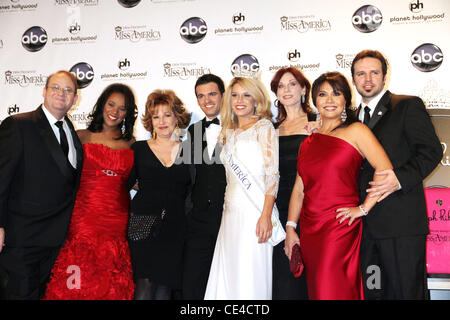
[0,70,83,299]
[182,74,227,299]
[351,50,442,299]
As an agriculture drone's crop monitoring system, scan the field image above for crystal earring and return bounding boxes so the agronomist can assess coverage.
[316,112,322,126]
[301,94,305,104]
[121,119,126,134]
[341,109,347,122]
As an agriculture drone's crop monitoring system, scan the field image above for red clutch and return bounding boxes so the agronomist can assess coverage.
[290,244,304,278]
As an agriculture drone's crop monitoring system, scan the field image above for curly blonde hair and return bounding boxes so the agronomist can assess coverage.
[220,77,272,144]
[142,89,191,138]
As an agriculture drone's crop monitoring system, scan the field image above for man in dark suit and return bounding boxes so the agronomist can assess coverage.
[182,74,227,299]
[0,70,83,299]
[351,50,442,299]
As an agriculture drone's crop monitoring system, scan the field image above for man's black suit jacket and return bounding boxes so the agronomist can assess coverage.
[186,118,226,236]
[358,91,442,239]
[0,105,83,247]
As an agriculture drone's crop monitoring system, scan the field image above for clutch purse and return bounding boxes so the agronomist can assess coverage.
[290,244,304,278]
[127,209,166,241]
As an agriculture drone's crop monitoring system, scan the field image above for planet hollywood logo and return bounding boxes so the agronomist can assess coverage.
[280,15,331,33]
[268,51,320,73]
[410,0,424,13]
[117,0,141,7]
[21,26,47,52]
[70,62,94,88]
[114,25,161,42]
[180,17,207,43]
[4,70,48,87]
[352,5,383,33]
[335,53,355,69]
[231,54,259,78]
[52,22,98,45]
[100,58,148,81]
[390,0,444,25]
[215,12,263,36]
[7,104,20,116]
[410,43,443,72]
[163,62,211,80]
[54,0,99,5]
[0,1,38,12]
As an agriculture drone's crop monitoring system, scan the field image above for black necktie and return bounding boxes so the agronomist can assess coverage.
[205,118,220,128]
[55,120,69,158]
[363,106,371,126]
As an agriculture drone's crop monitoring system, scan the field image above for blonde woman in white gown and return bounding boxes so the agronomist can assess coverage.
[204,77,279,300]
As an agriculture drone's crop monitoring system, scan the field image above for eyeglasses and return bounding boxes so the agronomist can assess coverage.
[48,85,75,95]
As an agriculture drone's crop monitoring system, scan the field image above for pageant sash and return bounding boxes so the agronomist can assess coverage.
[222,144,285,246]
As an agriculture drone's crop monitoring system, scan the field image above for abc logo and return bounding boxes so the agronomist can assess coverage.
[352,5,382,33]
[410,43,443,72]
[21,26,47,52]
[70,62,94,88]
[117,0,141,8]
[180,17,207,44]
[231,54,259,77]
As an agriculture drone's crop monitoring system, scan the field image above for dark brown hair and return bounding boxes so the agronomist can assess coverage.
[270,67,313,124]
[311,72,357,128]
[351,49,388,78]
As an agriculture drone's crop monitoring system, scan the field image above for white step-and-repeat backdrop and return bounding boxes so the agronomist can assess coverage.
[0,0,449,185]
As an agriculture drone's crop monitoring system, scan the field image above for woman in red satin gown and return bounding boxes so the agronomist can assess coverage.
[44,84,137,300]
[284,72,393,300]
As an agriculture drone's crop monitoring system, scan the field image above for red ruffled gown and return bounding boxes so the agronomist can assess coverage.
[44,143,135,300]
[297,133,364,300]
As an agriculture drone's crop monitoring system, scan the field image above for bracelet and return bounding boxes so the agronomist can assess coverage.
[286,221,297,229]
[359,205,368,216]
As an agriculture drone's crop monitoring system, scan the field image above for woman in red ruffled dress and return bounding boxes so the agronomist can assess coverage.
[44,83,137,300]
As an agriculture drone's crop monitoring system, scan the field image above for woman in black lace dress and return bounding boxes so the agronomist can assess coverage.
[270,67,317,299]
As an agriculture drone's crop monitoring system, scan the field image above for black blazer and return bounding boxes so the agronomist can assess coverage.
[185,118,226,235]
[358,91,442,239]
[0,105,83,247]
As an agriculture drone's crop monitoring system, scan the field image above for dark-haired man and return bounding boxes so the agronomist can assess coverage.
[0,70,83,299]
[351,50,442,299]
[182,74,227,299]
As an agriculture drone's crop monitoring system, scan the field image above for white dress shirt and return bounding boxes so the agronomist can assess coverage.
[358,90,386,122]
[204,116,221,159]
[42,106,78,169]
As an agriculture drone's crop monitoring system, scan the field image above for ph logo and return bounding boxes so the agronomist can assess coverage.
[233,13,245,25]
[118,58,130,70]
[231,54,259,77]
[352,5,383,33]
[8,104,19,115]
[180,17,207,44]
[69,22,81,34]
[21,26,47,52]
[411,43,443,72]
[117,0,141,8]
[410,0,424,13]
[288,49,301,62]
[70,62,94,88]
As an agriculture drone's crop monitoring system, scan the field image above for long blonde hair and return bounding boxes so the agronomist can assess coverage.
[219,77,272,144]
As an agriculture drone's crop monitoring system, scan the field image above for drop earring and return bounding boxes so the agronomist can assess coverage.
[316,112,322,126]
[301,94,305,104]
[121,119,126,134]
[341,109,347,122]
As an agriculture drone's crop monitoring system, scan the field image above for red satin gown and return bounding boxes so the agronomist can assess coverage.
[297,133,364,300]
[44,143,135,300]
